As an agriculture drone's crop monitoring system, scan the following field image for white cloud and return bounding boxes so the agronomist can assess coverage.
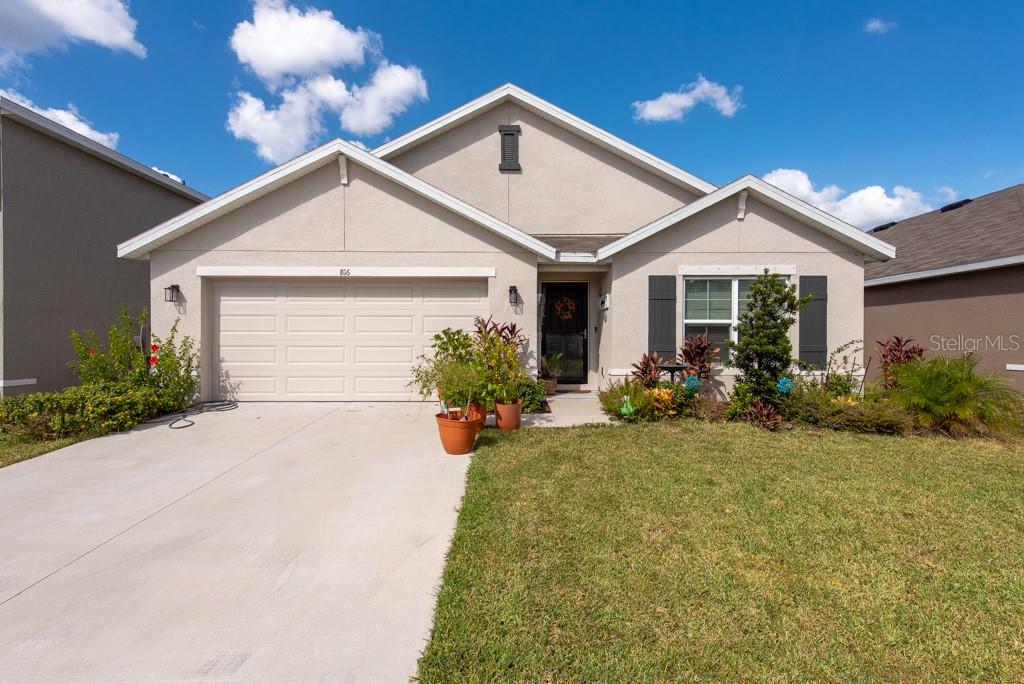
[937,185,958,202]
[226,2,428,162]
[763,168,932,228]
[230,0,374,88]
[864,18,897,34]
[151,166,183,184]
[227,86,328,164]
[338,62,427,136]
[0,88,119,148]
[0,0,145,68]
[632,76,742,123]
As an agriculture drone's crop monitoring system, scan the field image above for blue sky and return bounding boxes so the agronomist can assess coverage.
[1,0,1021,228]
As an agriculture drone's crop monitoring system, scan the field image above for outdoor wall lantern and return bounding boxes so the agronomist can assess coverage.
[508,285,519,305]
[164,284,181,303]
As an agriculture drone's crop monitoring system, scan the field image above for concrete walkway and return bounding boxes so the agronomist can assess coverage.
[0,403,468,683]
[524,391,611,427]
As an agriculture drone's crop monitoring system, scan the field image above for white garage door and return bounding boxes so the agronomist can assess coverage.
[214,279,487,401]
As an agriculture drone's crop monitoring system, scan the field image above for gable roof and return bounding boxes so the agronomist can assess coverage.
[864,184,1024,286]
[372,83,717,197]
[117,138,557,260]
[596,175,896,262]
[0,96,207,203]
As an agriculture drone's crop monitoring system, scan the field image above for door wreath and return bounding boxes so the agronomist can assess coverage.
[553,296,576,321]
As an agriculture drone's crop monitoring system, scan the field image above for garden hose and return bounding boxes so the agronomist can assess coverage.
[145,400,239,430]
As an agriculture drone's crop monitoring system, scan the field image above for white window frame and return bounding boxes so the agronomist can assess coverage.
[682,275,792,364]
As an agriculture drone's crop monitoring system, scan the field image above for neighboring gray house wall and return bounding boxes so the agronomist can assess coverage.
[0,113,203,394]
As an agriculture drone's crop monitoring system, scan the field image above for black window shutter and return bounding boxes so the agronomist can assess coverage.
[498,125,521,171]
[799,276,828,368]
[648,275,676,359]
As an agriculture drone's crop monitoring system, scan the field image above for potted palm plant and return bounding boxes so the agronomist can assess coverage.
[540,353,565,395]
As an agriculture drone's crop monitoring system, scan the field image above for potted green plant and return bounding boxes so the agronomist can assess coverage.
[540,353,565,395]
[492,369,530,431]
[432,358,485,455]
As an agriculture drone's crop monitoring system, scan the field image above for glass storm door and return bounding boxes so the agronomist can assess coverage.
[541,282,588,384]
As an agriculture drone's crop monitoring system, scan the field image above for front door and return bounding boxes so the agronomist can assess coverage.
[541,282,588,385]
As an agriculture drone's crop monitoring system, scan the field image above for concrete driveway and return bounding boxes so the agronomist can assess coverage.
[0,403,468,683]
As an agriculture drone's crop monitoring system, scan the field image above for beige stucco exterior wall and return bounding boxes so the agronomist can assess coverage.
[388,102,698,236]
[605,197,866,394]
[865,265,1024,391]
[1,117,200,394]
[148,159,539,401]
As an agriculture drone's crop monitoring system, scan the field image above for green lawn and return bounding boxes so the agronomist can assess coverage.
[0,433,76,469]
[419,422,1024,682]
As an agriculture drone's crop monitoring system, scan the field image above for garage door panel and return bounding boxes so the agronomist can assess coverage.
[215,279,487,401]
[286,315,346,333]
[287,346,346,364]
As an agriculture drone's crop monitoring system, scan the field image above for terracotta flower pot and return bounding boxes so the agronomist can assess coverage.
[435,411,483,455]
[494,399,523,431]
[469,402,488,433]
[542,377,557,395]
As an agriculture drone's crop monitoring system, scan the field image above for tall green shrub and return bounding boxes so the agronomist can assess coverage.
[729,270,810,403]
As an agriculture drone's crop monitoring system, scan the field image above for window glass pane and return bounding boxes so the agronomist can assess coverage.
[684,324,731,363]
[738,279,754,316]
[684,279,708,319]
[684,279,732,320]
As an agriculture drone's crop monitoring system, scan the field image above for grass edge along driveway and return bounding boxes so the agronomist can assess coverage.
[418,422,1024,682]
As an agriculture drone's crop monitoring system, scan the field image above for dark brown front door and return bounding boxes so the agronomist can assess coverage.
[541,282,588,384]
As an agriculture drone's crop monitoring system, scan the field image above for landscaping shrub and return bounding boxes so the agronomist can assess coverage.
[726,382,756,420]
[730,270,810,404]
[599,379,652,422]
[876,336,924,389]
[1,308,198,442]
[887,355,1022,436]
[781,379,913,435]
[745,400,785,431]
[519,377,547,414]
[0,381,162,441]
[677,332,719,382]
[630,352,664,388]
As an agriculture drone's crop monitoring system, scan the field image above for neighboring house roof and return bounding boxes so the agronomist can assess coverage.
[372,83,717,197]
[0,96,208,203]
[117,138,558,260]
[596,175,896,262]
[864,184,1024,286]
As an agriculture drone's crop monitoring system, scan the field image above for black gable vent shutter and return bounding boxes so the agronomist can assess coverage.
[648,276,676,359]
[799,276,828,368]
[498,125,521,171]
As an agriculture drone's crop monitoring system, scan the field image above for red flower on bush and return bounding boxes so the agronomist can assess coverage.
[88,349,97,356]
[148,355,158,366]
[150,344,160,352]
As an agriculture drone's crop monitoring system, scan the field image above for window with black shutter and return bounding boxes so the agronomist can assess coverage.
[498,125,521,171]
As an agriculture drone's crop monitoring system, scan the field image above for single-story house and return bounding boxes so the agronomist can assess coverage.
[119,84,894,401]
[865,184,1024,390]
[0,96,207,395]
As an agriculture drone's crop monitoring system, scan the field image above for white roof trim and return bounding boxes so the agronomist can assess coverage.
[597,175,896,262]
[0,97,207,203]
[195,266,496,278]
[372,83,717,196]
[118,139,557,260]
[865,253,1024,287]
[679,265,796,276]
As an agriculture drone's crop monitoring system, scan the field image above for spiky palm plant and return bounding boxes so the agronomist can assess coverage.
[889,355,1022,436]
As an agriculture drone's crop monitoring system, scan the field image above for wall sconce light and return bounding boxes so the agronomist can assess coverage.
[508,285,519,305]
[164,284,181,303]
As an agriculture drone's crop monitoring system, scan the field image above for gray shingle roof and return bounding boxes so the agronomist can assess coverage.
[865,184,1024,279]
